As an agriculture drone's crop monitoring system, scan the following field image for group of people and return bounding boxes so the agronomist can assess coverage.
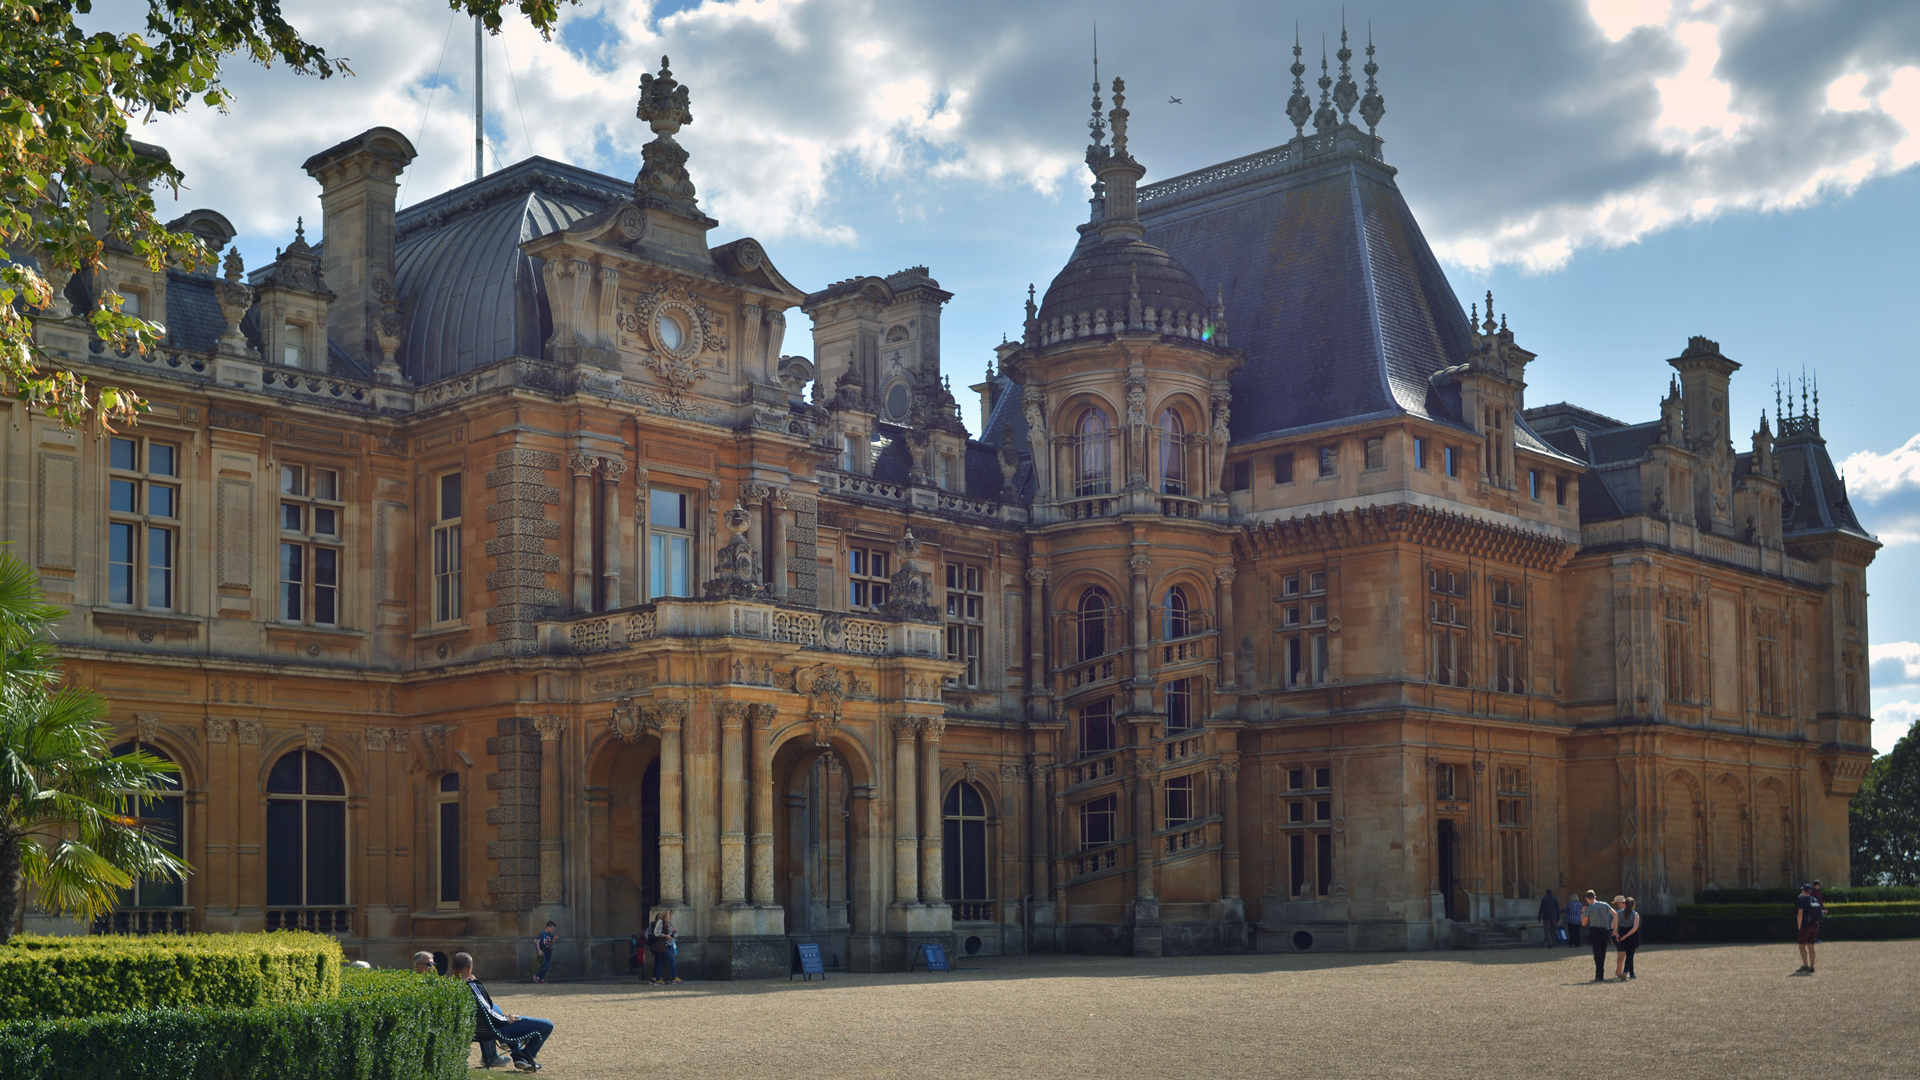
[1537,889,1641,980]
[411,947,556,1071]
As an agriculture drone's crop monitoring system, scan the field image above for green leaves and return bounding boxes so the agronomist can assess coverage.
[1851,724,1920,887]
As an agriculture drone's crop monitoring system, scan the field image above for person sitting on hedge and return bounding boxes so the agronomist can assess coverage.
[454,951,555,1071]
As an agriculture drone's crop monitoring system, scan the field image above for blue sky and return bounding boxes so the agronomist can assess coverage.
[116,0,1920,751]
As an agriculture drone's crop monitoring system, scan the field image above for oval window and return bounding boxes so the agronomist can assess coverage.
[887,383,910,419]
[657,314,684,351]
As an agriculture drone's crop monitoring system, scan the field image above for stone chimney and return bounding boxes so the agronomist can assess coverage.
[301,127,417,373]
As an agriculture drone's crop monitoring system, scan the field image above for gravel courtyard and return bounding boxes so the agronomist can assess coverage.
[471,940,1920,1079]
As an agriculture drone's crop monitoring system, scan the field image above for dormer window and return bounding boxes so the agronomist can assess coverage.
[120,288,144,316]
[1159,409,1187,495]
[1074,408,1113,496]
[283,322,308,368]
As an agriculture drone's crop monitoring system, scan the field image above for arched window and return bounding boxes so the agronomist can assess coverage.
[1159,409,1187,495]
[106,740,184,915]
[1079,698,1116,757]
[943,782,990,917]
[1077,586,1111,662]
[435,773,460,909]
[1162,586,1190,640]
[1074,408,1112,496]
[266,750,347,914]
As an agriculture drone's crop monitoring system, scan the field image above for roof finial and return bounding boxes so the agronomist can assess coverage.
[1483,289,1497,335]
[1359,22,1385,136]
[295,216,305,240]
[1314,39,1338,134]
[1775,370,1783,420]
[1109,76,1131,160]
[1333,12,1359,123]
[1801,364,1809,418]
[1287,24,1311,137]
[1812,369,1820,421]
[1086,24,1107,165]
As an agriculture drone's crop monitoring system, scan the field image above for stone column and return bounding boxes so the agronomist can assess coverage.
[569,453,597,613]
[1029,759,1050,904]
[655,703,686,906]
[919,717,944,903]
[1025,568,1049,716]
[1220,759,1241,900]
[535,715,566,906]
[599,459,626,607]
[750,704,778,905]
[1214,565,1237,690]
[1133,758,1157,901]
[892,717,919,903]
[719,702,748,903]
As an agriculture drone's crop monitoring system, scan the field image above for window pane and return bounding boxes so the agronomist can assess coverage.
[280,544,303,621]
[282,503,303,531]
[304,751,345,795]
[108,522,135,604]
[148,443,176,477]
[136,794,186,907]
[110,479,137,513]
[305,799,346,906]
[440,474,462,521]
[110,437,137,471]
[312,469,337,501]
[147,527,172,608]
[943,816,962,900]
[148,484,176,518]
[439,800,461,904]
[669,536,690,597]
[1290,833,1307,896]
[962,783,984,817]
[649,533,666,598]
[313,548,337,625]
[314,507,337,536]
[962,819,987,899]
[265,799,304,905]
[280,465,303,496]
[650,490,686,530]
[266,751,304,793]
[1317,831,1334,894]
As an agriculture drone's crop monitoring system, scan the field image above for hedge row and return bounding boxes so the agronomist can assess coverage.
[1644,913,1920,944]
[0,933,341,1021]
[1689,885,1920,904]
[0,968,472,1080]
[1679,901,1920,918]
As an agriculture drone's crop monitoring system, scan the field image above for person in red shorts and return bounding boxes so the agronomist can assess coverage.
[1794,883,1824,974]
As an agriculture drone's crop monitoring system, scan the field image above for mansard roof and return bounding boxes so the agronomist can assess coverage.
[1138,130,1473,444]
[391,157,629,384]
[1775,419,1868,538]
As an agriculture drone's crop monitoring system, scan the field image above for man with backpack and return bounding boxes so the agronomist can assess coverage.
[1795,883,1824,974]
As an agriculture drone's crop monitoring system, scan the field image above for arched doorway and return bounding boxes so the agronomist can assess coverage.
[771,731,874,971]
[590,738,661,967]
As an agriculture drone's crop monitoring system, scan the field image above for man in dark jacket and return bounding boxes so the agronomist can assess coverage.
[455,951,555,1071]
[1538,891,1560,948]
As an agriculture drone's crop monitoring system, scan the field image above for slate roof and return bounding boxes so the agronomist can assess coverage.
[162,270,227,353]
[1138,137,1474,443]
[1776,423,1868,537]
[391,158,631,383]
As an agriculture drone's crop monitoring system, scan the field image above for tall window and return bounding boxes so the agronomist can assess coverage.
[278,463,343,626]
[1429,566,1469,687]
[1495,766,1530,898]
[1283,765,1334,896]
[1282,572,1329,688]
[1078,794,1117,849]
[943,782,989,908]
[283,321,309,368]
[1484,406,1505,481]
[107,436,179,610]
[1318,445,1338,477]
[1414,437,1428,470]
[1364,438,1385,470]
[1077,586,1112,662]
[266,750,347,909]
[1528,469,1542,500]
[1663,592,1695,703]
[1074,408,1112,496]
[648,487,693,599]
[849,546,891,610]
[1078,697,1115,757]
[432,473,463,624]
[1492,577,1525,694]
[1273,452,1295,484]
[108,740,183,910]
[1444,445,1460,478]
[1158,409,1187,495]
[436,773,460,908]
[1164,772,1195,827]
[840,433,859,472]
[1164,678,1194,731]
[1161,587,1190,640]
[944,563,984,687]
[1757,616,1782,715]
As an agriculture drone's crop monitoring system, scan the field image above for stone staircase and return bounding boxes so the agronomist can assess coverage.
[1457,922,1528,950]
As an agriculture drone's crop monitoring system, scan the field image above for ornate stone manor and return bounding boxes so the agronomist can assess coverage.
[13,44,1875,975]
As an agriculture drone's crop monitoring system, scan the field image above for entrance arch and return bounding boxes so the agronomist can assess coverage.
[770,728,877,971]
[589,737,661,948]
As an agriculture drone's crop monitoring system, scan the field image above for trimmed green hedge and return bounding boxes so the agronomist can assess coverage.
[1690,885,1920,904]
[1679,901,1920,918]
[0,968,472,1080]
[1645,913,1920,944]
[0,933,341,1020]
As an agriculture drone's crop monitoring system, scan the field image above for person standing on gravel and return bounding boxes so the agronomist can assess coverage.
[1795,883,1824,974]
[1582,890,1615,981]
[1612,898,1640,980]
[1538,890,1561,948]
[648,908,682,984]
[1563,893,1585,948]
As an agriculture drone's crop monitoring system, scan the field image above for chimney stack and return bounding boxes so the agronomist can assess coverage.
[302,127,418,372]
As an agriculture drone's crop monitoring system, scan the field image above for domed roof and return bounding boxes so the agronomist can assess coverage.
[1037,232,1207,333]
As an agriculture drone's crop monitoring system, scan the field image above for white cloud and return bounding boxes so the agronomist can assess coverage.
[1871,700,1919,754]
[1588,0,1671,43]
[1839,435,1920,545]
[1870,641,1920,687]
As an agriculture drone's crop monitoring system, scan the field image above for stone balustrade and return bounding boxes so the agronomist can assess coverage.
[545,600,939,659]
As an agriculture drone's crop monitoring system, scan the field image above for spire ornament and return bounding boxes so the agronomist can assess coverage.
[634,56,700,211]
[1287,26,1312,137]
[1359,24,1385,135]
[1314,42,1338,134]
[1333,19,1359,122]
